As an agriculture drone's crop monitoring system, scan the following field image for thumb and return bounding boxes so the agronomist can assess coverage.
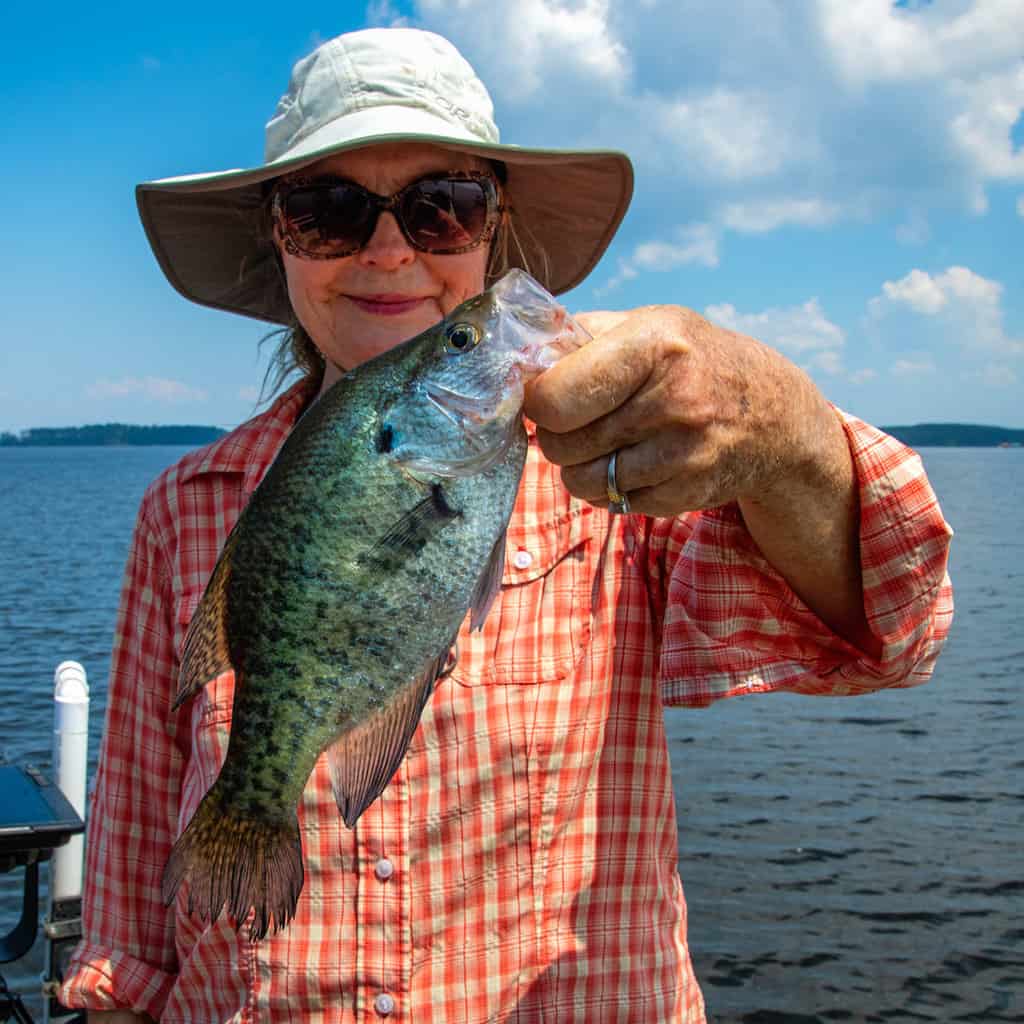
[524,310,652,434]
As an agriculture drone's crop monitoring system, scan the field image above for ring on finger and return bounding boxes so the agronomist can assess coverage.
[606,449,631,514]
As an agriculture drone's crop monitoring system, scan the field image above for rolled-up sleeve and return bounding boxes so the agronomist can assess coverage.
[59,497,182,1018]
[648,411,954,707]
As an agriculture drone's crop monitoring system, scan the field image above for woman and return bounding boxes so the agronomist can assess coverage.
[62,27,953,1024]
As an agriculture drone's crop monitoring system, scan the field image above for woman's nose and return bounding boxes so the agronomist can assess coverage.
[357,211,416,269]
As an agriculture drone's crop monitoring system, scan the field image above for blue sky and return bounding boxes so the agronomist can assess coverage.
[2,0,1022,431]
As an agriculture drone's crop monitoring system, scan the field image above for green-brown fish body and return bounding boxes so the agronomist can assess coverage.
[162,270,588,939]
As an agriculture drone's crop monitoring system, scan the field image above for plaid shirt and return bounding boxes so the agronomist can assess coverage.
[61,379,953,1023]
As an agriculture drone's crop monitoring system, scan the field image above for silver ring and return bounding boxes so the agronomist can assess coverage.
[606,449,631,514]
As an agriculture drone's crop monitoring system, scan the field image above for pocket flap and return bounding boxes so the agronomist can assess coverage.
[502,505,594,586]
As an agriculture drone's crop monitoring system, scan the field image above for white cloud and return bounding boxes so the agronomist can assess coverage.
[705,297,845,357]
[701,297,873,383]
[719,198,841,234]
[878,268,951,315]
[598,196,839,294]
[949,64,1024,180]
[892,358,937,377]
[870,266,1022,354]
[599,222,718,293]
[237,385,259,404]
[649,88,802,182]
[418,0,629,105]
[410,0,1024,225]
[819,0,1024,84]
[940,266,1003,304]
[633,224,719,270]
[87,377,209,403]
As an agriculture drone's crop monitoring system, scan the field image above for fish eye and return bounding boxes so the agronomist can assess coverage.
[444,322,481,355]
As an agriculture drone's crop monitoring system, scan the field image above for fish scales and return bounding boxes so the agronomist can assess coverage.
[219,378,526,811]
[161,270,588,938]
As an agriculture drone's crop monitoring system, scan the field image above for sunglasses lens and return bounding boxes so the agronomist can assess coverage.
[400,178,491,252]
[278,176,495,257]
[281,183,373,256]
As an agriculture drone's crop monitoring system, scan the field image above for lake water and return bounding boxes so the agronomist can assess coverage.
[0,445,1020,1022]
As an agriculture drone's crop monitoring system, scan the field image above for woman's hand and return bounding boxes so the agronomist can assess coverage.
[523,304,880,655]
[524,305,842,517]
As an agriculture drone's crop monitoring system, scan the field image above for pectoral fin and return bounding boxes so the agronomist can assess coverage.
[361,485,461,568]
[173,527,240,710]
[468,530,506,631]
[326,642,455,828]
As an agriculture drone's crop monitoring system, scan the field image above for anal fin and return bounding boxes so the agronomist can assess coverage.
[469,529,506,631]
[326,642,454,828]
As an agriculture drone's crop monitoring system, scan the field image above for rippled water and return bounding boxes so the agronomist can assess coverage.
[0,446,1020,1021]
[673,448,1023,1022]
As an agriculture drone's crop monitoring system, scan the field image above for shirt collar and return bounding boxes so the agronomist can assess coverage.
[179,378,316,493]
[179,377,537,491]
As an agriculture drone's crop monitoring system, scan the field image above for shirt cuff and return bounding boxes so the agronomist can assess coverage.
[59,941,177,1020]
[660,410,953,706]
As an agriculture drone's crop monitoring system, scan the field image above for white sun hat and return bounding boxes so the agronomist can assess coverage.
[135,27,634,326]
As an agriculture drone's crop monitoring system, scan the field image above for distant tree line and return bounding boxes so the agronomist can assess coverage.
[0,424,228,447]
[1,421,1021,448]
[881,424,1024,447]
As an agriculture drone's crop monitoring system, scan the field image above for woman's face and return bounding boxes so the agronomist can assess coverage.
[275,143,493,392]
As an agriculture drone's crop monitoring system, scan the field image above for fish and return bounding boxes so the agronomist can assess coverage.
[161,269,590,939]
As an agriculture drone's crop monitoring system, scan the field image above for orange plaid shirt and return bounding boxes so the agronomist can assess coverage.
[61,379,953,1023]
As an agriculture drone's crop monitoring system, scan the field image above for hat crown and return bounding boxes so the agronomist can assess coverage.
[265,28,500,163]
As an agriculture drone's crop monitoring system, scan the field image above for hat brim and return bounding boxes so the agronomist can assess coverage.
[136,110,633,325]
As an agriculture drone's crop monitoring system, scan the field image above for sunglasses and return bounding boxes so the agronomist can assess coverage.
[271,171,503,260]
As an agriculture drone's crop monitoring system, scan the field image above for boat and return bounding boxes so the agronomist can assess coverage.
[0,663,89,1024]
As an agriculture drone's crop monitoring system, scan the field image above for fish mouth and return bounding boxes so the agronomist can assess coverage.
[422,382,498,451]
[394,380,517,477]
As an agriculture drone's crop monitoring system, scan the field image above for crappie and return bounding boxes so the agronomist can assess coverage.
[162,270,589,939]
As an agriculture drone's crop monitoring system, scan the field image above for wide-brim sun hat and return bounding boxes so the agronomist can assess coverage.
[136,27,634,326]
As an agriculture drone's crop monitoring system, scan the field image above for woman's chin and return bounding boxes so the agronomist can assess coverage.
[319,315,443,378]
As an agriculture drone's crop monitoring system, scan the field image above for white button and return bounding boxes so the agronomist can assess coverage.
[374,993,395,1016]
[374,857,394,881]
[512,549,533,569]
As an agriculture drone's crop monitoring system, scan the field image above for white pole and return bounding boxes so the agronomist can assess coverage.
[50,661,89,902]
[43,661,90,1023]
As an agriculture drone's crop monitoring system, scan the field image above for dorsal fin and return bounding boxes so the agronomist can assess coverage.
[173,527,241,710]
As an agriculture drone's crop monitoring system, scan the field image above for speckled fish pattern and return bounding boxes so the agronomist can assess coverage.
[161,270,581,939]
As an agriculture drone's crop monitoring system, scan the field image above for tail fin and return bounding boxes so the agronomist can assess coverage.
[162,786,304,940]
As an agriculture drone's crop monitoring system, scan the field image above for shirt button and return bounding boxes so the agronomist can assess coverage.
[374,857,394,881]
[374,992,395,1016]
[512,548,533,569]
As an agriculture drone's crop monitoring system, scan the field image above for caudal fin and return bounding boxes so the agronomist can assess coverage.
[162,786,304,940]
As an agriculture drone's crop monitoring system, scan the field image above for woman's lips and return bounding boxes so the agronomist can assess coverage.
[347,294,429,316]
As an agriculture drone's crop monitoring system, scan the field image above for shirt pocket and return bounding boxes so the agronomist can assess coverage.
[451,506,597,685]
